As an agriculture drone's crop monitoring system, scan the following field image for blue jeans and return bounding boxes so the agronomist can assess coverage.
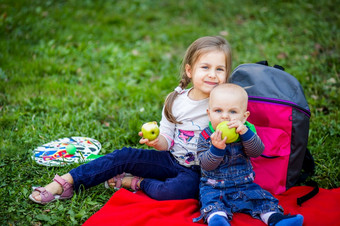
[194,181,283,222]
[69,147,200,200]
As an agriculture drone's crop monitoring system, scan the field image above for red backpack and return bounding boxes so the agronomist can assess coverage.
[230,61,317,205]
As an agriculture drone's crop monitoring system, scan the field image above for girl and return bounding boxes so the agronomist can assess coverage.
[29,36,232,204]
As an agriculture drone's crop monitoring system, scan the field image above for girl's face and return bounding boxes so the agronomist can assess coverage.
[185,50,227,100]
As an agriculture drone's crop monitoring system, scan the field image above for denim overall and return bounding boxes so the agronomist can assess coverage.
[194,141,283,223]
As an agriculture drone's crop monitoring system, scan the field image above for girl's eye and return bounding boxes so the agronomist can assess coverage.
[217,68,225,71]
[202,66,209,69]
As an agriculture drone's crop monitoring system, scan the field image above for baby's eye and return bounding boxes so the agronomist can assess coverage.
[230,110,237,114]
[215,109,222,113]
[202,66,209,69]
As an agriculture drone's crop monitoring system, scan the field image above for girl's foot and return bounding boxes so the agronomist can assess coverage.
[105,173,127,190]
[122,176,143,191]
[105,174,143,191]
[29,174,74,204]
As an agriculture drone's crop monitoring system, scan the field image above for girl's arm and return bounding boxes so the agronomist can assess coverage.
[139,134,169,151]
[138,106,176,151]
[157,106,177,150]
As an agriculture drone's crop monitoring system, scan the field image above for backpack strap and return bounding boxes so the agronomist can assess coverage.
[255,60,285,71]
[297,148,315,183]
[296,148,319,206]
[297,180,319,206]
[256,60,268,66]
[200,128,211,140]
[273,64,285,71]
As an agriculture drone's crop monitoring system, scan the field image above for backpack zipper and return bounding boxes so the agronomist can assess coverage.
[249,96,311,118]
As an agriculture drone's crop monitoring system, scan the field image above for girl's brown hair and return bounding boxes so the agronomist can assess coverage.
[164,36,232,124]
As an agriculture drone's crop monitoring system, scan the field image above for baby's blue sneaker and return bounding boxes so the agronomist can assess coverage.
[208,214,230,226]
[268,213,304,226]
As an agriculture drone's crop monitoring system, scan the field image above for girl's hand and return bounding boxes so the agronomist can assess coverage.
[139,131,160,148]
[211,130,227,149]
[228,119,248,135]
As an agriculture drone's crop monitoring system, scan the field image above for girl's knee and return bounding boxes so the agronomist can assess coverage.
[107,147,134,159]
[142,179,198,200]
[150,188,197,200]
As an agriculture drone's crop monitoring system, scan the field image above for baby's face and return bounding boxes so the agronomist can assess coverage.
[208,90,248,129]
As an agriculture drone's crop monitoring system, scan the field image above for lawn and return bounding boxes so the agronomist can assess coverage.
[0,0,339,225]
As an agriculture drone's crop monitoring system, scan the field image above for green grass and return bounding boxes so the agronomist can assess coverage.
[0,0,339,224]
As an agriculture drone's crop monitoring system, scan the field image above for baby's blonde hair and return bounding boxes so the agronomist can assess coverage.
[164,36,232,124]
[210,83,249,111]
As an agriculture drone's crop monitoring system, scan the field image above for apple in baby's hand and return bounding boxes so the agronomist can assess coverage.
[216,121,239,144]
[141,121,160,141]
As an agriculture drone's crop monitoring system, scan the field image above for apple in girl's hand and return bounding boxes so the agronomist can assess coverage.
[141,121,160,141]
[216,121,239,144]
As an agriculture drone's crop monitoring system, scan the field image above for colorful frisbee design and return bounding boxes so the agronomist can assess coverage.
[32,137,103,166]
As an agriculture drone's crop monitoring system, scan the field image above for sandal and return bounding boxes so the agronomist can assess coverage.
[29,174,74,205]
[104,173,126,190]
[104,173,142,191]
[130,176,142,191]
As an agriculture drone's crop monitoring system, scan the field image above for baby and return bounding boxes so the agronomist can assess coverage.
[194,84,303,226]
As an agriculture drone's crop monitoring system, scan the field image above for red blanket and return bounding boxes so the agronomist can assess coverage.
[83,186,340,226]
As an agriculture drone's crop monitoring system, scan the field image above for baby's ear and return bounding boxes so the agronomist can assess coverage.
[243,111,250,123]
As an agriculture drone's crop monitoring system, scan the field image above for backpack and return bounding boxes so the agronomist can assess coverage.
[229,61,318,205]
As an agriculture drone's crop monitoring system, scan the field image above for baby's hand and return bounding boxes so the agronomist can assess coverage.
[139,131,159,147]
[228,119,248,135]
[211,130,227,149]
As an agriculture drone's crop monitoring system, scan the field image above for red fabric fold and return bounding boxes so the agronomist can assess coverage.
[83,186,340,226]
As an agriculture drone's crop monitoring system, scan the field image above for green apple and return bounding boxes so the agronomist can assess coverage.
[141,121,160,141]
[216,121,239,144]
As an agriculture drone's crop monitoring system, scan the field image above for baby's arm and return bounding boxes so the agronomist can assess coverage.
[228,119,248,135]
[198,134,226,171]
[228,119,264,157]
[211,130,227,149]
[240,129,264,158]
